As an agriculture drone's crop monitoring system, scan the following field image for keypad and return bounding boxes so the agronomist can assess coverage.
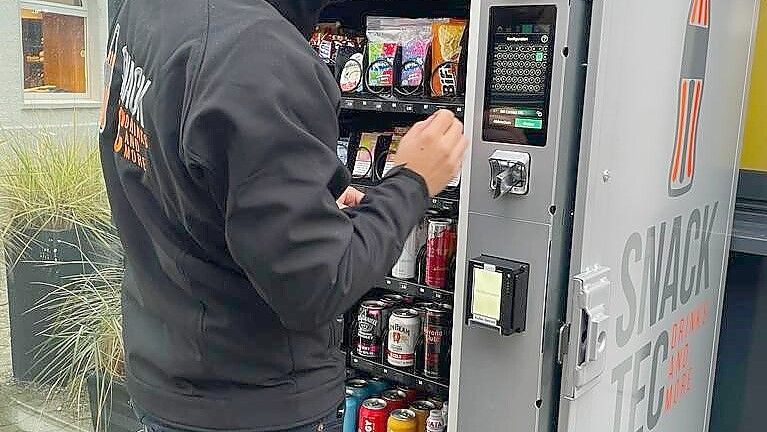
[490,35,550,95]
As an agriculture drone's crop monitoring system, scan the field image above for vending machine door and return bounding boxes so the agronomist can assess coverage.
[558,1,759,432]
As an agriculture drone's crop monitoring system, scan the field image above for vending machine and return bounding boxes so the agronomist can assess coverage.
[314,0,759,431]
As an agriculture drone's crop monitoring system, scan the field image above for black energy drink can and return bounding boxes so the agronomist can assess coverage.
[357,300,389,359]
[423,304,451,379]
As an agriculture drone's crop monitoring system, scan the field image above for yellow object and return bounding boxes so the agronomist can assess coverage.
[742,0,767,172]
[471,267,503,321]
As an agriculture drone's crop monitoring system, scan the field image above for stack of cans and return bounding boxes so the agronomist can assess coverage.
[391,214,457,290]
[356,298,452,380]
[344,377,447,432]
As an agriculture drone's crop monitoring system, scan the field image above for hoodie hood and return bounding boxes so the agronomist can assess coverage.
[265,0,331,38]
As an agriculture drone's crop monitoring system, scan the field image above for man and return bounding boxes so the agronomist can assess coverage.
[99,0,466,431]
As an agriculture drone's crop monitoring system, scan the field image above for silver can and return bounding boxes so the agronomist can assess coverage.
[392,223,424,280]
[386,308,421,368]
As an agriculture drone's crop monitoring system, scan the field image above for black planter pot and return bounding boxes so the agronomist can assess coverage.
[86,373,141,432]
[5,227,95,383]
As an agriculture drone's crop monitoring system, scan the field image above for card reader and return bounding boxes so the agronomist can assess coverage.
[466,255,529,336]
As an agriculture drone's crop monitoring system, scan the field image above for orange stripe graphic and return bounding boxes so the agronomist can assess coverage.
[673,80,689,182]
[703,0,710,26]
[687,80,702,177]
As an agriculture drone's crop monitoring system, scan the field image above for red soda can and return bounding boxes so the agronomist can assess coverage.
[381,389,408,412]
[358,398,389,432]
[396,386,419,403]
[425,218,456,289]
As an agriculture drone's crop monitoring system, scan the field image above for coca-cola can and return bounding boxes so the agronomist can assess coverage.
[425,218,456,289]
[358,398,389,432]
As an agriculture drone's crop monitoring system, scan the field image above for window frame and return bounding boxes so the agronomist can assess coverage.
[19,0,93,104]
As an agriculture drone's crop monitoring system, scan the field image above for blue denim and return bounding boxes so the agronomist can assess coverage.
[133,404,343,432]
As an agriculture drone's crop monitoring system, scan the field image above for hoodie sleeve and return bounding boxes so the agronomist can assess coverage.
[184,25,430,331]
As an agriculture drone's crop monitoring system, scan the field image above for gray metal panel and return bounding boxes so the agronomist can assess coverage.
[558,1,759,432]
[457,215,552,432]
[448,0,590,431]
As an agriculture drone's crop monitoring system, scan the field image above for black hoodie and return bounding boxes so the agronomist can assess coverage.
[99,0,430,430]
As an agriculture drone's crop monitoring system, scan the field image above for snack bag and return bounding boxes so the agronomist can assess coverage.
[366,37,398,88]
[353,133,381,178]
[336,46,364,93]
[431,20,467,97]
[397,20,435,93]
[383,127,410,175]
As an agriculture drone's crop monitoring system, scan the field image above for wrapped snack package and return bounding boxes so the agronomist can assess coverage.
[431,20,467,97]
[353,132,382,178]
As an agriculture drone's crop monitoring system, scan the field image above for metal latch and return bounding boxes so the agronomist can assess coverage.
[564,265,611,398]
[488,150,531,198]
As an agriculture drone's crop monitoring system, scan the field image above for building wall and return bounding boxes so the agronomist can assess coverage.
[0,0,108,131]
[742,0,767,172]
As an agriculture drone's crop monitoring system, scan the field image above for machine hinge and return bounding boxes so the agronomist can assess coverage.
[557,322,571,365]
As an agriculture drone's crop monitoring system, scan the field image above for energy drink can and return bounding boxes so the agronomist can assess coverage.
[425,219,456,289]
[388,409,418,432]
[387,308,421,368]
[426,409,445,432]
[395,386,418,404]
[423,305,451,379]
[345,379,370,432]
[381,389,408,413]
[357,300,389,359]
[409,400,437,432]
[367,377,391,395]
[392,224,423,280]
[358,398,389,432]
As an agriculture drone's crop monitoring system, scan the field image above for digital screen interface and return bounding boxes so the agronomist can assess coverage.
[483,6,557,146]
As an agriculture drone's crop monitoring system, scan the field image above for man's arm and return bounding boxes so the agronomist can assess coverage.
[184,27,430,331]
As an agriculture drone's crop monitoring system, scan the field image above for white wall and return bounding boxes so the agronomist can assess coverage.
[0,0,108,132]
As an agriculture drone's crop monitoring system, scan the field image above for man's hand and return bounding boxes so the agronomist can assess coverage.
[393,110,467,196]
[337,186,365,209]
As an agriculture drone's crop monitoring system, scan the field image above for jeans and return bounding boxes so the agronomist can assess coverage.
[133,404,344,432]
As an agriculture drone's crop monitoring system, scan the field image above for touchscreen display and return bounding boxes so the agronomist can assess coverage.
[482,6,557,146]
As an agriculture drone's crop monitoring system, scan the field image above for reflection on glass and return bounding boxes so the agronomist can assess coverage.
[21,8,87,94]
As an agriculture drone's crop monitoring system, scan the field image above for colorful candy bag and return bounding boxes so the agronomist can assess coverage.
[397,20,434,92]
[366,18,399,89]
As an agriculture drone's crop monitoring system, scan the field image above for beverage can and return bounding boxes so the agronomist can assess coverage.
[387,308,421,368]
[345,379,370,432]
[366,377,391,395]
[357,300,389,359]
[358,398,389,432]
[425,219,456,289]
[387,409,418,432]
[380,294,406,308]
[395,386,418,404]
[423,305,451,379]
[409,400,437,432]
[392,223,424,280]
[381,389,408,413]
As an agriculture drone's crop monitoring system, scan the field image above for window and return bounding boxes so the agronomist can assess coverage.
[20,0,89,100]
